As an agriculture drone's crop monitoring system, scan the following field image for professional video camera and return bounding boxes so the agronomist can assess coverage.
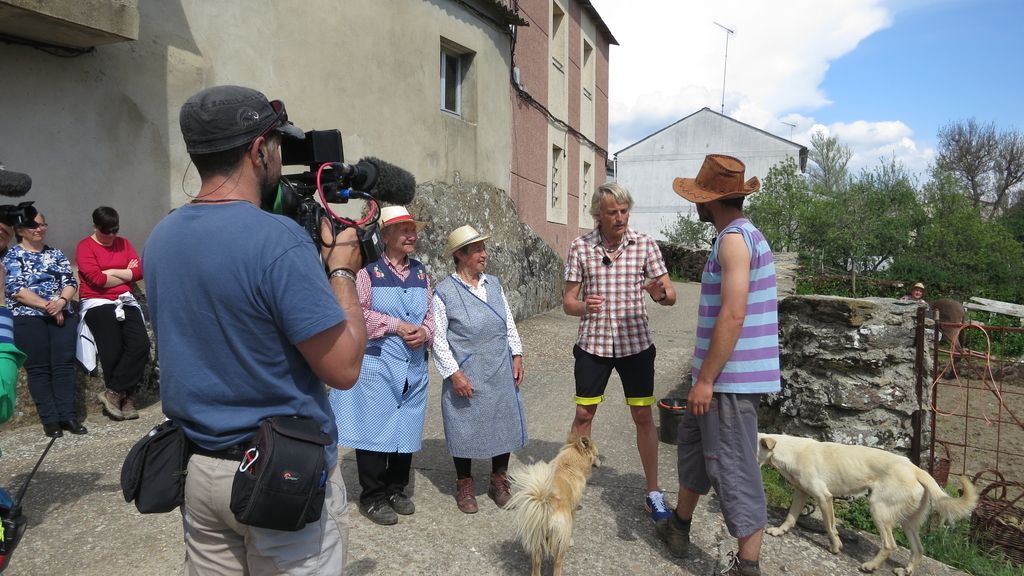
[272,130,416,263]
[0,202,38,230]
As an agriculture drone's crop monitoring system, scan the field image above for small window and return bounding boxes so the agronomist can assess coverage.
[551,145,563,208]
[440,49,462,115]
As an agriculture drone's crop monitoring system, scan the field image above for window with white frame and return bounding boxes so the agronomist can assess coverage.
[580,160,592,226]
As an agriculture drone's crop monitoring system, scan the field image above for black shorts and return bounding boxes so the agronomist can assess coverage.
[573,344,656,406]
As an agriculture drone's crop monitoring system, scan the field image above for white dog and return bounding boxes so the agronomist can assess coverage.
[757,433,978,576]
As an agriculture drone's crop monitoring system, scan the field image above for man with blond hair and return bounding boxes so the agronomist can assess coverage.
[563,181,677,523]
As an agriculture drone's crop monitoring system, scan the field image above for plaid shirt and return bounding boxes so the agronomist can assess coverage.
[565,227,668,357]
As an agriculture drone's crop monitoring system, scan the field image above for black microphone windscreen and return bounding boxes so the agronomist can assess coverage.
[364,157,416,205]
[0,166,31,197]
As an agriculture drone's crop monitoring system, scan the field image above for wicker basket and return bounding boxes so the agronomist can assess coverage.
[969,470,1024,565]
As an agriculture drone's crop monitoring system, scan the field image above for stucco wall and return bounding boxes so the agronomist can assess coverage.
[614,109,803,240]
[0,0,514,259]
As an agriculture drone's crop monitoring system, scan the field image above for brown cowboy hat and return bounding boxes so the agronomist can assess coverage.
[672,154,761,204]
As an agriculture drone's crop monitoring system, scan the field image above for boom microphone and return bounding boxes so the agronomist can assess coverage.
[329,157,416,205]
[0,164,31,197]
[363,157,416,205]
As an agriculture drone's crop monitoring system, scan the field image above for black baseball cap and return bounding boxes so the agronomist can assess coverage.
[179,85,304,154]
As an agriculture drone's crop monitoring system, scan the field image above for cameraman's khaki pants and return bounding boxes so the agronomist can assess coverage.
[182,454,349,575]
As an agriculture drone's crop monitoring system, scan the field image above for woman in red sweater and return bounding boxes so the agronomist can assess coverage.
[76,206,149,421]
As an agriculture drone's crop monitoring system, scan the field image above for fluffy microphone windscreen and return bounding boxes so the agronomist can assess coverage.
[365,157,416,205]
[0,167,31,197]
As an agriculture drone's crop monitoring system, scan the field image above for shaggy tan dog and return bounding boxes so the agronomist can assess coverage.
[758,433,978,576]
[508,434,600,576]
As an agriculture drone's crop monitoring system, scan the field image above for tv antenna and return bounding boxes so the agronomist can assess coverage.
[713,21,735,115]
[781,121,796,140]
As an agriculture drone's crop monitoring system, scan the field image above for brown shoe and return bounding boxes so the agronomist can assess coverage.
[97,390,125,421]
[120,393,140,420]
[455,477,478,514]
[487,472,511,508]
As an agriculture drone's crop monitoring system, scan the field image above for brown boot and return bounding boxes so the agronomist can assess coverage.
[487,471,511,508]
[455,477,478,514]
[120,392,140,420]
[97,390,125,421]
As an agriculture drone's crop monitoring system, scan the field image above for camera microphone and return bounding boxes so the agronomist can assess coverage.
[331,157,416,205]
[0,165,31,197]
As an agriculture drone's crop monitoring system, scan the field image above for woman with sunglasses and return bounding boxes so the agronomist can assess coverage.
[3,210,82,437]
[75,206,148,421]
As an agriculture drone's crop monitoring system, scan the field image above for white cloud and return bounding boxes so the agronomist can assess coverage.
[591,0,934,178]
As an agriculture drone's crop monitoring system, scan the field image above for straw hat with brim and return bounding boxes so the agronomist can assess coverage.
[447,225,490,255]
[380,205,426,230]
[672,154,761,204]
[913,282,925,290]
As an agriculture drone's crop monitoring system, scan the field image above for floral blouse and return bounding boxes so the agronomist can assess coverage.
[3,244,77,317]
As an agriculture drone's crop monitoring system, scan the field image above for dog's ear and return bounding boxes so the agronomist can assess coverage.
[760,436,776,451]
[578,436,591,449]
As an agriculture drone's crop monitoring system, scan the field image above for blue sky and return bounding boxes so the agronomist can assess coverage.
[589,0,1024,176]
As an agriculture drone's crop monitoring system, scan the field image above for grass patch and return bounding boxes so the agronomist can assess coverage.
[761,467,1021,576]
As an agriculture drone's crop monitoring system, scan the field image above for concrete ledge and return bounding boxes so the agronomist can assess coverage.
[0,0,138,48]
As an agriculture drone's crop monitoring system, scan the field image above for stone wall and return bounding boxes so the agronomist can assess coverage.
[406,179,565,321]
[761,296,927,454]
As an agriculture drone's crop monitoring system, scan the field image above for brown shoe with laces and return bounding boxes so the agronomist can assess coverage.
[97,389,125,421]
[487,471,511,508]
[455,477,478,514]
[120,392,140,420]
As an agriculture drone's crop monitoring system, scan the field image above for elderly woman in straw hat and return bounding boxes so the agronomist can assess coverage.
[329,205,434,526]
[431,224,526,513]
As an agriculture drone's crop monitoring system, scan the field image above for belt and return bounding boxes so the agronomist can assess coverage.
[190,442,247,461]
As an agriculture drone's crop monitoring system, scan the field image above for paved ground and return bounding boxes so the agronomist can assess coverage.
[0,281,969,575]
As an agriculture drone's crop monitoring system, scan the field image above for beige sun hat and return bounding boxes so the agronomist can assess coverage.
[672,154,761,204]
[446,224,490,255]
[379,205,426,230]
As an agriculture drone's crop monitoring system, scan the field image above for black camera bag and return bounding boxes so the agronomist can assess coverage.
[121,420,188,513]
[229,416,331,531]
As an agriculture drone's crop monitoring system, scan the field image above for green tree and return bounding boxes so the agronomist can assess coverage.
[888,174,1024,302]
[746,157,810,252]
[808,132,852,196]
[660,211,715,248]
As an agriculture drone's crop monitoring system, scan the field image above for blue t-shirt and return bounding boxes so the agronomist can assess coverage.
[143,202,345,466]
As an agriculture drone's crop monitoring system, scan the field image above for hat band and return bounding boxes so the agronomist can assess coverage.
[383,214,416,226]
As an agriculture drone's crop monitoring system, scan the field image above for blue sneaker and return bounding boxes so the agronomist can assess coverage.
[645,490,672,523]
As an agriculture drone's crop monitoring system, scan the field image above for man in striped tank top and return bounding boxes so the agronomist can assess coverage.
[657,155,780,576]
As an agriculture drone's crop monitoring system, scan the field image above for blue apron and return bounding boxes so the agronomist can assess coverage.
[330,258,430,453]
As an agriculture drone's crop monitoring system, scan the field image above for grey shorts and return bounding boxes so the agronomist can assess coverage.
[676,392,766,538]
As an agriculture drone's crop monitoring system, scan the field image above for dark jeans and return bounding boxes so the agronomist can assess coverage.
[14,314,79,424]
[355,449,413,505]
[84,304,150,393]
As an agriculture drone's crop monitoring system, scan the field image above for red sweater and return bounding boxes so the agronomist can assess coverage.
[75,236,143,300]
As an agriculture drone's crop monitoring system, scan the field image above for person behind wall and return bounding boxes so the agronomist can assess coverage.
[76,206,149,422]
[901,282,925,302]
[657,154,781,576]
[3,210,84,438]
[562,181,677,523]
[431,225,526,514]
[143,85,368,575]
[0,220,26,426]
[329,205,434,527]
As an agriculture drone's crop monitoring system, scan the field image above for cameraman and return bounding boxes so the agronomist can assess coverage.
[143,85,367,574]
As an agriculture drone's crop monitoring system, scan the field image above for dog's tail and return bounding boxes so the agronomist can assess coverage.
[918,470,978,523]
[508,461,569,559]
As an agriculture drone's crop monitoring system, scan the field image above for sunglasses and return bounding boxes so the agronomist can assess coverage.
[99,226,119,235]
[254,99,288,142]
